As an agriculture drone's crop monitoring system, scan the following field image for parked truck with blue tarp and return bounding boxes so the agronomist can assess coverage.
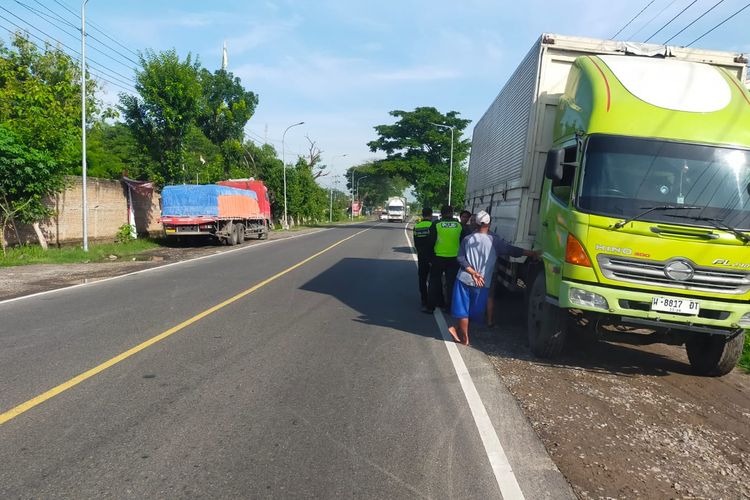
[466,34,750,376]
[160,184,269,245]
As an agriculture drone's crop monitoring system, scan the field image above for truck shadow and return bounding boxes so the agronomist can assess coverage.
[468,294,695,377]
[299,256,441,341]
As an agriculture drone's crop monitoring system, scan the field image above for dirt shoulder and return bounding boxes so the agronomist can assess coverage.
[0,227,325,302]
[471,294,750,499]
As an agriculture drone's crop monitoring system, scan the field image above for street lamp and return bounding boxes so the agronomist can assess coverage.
[329,154,348,223]
[282,121,304,229]
[81,0,91,251]
[431,122,455,206]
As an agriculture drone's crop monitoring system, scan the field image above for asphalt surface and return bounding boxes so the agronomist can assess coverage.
[0,222,572,499]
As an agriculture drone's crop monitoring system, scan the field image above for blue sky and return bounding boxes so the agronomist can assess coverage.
[1,0,749,187]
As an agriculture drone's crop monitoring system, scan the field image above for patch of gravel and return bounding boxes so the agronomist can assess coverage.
[470,295,750,500]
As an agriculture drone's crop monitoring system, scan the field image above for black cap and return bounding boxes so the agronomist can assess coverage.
[422,207,433,217]
[440,205,453,217]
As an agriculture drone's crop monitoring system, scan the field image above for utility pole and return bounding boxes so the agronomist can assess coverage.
[431,122,456,206]
[81,0,90,251]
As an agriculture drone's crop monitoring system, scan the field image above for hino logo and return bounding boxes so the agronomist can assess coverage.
[595,244,633,255]
[712,259,750,269]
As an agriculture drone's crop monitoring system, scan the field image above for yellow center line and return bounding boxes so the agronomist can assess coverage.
[0,226,372,426]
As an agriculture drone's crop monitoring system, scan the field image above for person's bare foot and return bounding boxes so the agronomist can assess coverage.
[447,326,461,343]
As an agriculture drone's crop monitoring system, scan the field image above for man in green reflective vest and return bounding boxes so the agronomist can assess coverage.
[413,207,434,307]
[423,205,462,314]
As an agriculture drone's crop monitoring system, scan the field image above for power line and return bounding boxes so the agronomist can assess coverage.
[0,6,135,85]
[52,0,140,59]
[15,0,139,69]
[644,0,698,42]
[628,0,680,39]
[0,24,134,94]
[686,2,750,46]
[664,0,725,44]
[611,1,656,39]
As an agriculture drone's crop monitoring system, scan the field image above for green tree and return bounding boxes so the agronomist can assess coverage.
[119,49,202,186]
[0,125,59,252]
[197,68,258,177]
[367,107,470,208]
[345,163,408,208]
[0,33,98,248]
[87,121,155,179]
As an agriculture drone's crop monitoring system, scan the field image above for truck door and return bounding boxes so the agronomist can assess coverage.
[539,146,577,294]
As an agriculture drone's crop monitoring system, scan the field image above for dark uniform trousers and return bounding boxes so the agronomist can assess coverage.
[416,250,432,305]
[428,256,459,310]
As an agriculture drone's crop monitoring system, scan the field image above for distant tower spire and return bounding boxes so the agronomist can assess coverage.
[222,40,228,70]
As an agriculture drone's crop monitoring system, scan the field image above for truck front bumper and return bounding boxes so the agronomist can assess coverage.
[558,280,750,333]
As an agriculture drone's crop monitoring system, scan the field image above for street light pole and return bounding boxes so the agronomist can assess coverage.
[282,121,304,230]
[81,0,90,251]
[350,169,355,220]
[431,122,455,206]
[356,175,370,206]
[328,154,347,223]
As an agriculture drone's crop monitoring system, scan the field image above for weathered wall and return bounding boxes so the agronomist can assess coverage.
[3,176,161,247]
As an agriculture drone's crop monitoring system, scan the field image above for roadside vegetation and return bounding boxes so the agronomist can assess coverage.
[0,239,160,267]
[741,336,750,373]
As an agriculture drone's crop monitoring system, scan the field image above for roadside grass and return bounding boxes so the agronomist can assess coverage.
[272,216,373,231]
[740,335,750,373]
[0,239,161,267]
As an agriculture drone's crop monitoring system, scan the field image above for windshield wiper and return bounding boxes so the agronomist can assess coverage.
[612,205,702,229]
[664,214,750,244]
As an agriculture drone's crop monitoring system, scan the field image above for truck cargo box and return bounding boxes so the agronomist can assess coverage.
[216,179,272,220]
[161,185,260,219]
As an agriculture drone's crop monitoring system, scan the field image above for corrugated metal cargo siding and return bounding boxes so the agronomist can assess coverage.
[466,40,540,196]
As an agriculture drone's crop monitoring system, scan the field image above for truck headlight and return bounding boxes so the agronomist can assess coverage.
[739,312,750,327]
[569,287,609,310]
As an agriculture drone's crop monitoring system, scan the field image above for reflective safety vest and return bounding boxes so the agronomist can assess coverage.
[434,220,461,257]
[413,220,432,239]
[413,219,433,253]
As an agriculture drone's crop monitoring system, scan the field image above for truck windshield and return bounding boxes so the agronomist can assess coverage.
[579,135,750,230]
[388,206,403,211]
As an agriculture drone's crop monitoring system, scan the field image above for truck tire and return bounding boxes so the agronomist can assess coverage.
[527,272,567,358]
[259,228,268,240]
[685,331,744,377]
[226,223,238,246]
[236,224,244,244]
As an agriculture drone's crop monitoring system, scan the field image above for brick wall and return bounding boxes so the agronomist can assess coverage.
[3,176,162,247]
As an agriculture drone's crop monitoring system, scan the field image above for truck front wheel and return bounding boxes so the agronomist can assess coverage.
[527,272,567,358]
[685,331,744,377]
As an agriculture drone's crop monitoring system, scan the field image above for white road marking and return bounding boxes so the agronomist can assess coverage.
[403,223,525,500]
[0,227,334,306]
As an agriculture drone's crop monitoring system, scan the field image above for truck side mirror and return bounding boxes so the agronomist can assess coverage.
[544,149,564,181]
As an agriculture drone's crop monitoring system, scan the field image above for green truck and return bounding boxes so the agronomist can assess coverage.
[466,34,750,376]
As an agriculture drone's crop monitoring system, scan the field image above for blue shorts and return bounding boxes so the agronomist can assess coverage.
[451,281,489,322]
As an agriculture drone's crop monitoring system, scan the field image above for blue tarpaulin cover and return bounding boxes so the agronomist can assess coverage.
[161,184,257,217]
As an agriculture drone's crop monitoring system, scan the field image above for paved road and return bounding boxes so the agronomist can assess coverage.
[0,222,571,498]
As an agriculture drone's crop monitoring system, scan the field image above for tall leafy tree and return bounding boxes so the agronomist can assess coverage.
[119,49,202,186]
[198,69,257,144]
[0,33,97,248]
[197,68,259,177]
[345,163,409,208]
[367,107,470,208]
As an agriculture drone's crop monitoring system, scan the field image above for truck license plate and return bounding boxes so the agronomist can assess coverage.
[651,296,700,315]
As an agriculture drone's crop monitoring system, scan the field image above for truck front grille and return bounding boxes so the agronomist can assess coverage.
[597,255,750,295]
